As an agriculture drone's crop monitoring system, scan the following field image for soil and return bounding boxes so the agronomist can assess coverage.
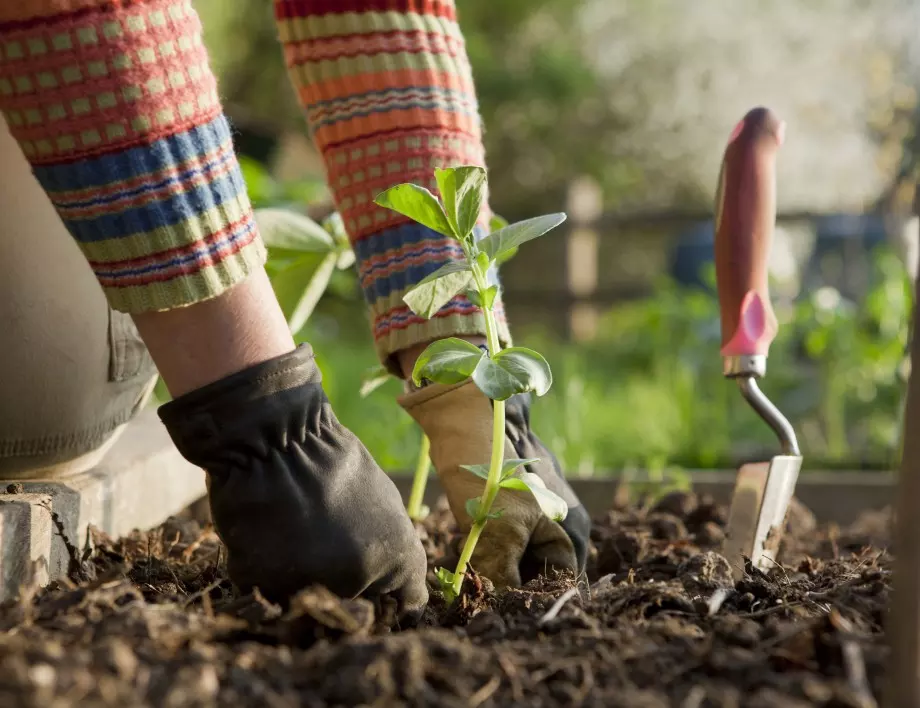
[0,490,892,707]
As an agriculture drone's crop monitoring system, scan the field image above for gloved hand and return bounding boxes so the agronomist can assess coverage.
[158,345,428,622]
[399,380,591,588]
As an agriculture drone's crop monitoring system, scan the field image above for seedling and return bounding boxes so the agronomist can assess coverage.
[358,213,514,524]
[253,208,355,335]
[375,166,569,603]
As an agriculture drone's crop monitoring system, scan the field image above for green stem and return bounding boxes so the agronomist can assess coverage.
[407,434,431,521]
[288,251,338,335]
[449,270,506,600]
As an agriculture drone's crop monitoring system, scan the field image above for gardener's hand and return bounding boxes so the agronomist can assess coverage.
[158,345,428,622]
[400,380,591,588]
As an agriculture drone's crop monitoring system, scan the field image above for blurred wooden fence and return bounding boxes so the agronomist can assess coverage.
[500,179,898,341]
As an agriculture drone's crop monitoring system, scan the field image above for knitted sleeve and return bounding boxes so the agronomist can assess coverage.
[274,0,511,367]
[0,0,266,313]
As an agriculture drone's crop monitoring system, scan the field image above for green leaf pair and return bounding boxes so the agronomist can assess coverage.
[374,167,486,242]
[374,166,566,323]
[411,338,553,401]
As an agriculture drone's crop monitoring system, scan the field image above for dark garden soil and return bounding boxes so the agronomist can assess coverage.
[0,489,892,707]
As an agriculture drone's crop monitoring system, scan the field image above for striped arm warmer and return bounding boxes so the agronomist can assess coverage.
[0,0,266,313]
[274,0,511,367]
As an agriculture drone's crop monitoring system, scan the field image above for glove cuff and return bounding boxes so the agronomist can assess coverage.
[398,380,492,436]
[158,344,324,465]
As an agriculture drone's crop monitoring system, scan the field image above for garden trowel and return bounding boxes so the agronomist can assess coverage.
[714,107,802,580]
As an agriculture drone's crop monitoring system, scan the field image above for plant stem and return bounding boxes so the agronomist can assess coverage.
[449,270,506,600]
[288,251,338,335]
[407,434,431,521]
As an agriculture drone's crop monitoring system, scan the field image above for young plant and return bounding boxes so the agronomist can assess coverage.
[358,212,514,524]
[253,208,355,335]
[375,166,569,603]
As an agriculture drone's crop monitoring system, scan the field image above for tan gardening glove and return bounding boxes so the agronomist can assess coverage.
[399,380,591,588]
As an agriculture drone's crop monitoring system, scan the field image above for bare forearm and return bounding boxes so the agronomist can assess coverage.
[133,268,294,397]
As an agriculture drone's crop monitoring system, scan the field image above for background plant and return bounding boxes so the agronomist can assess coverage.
[156,160,911,479]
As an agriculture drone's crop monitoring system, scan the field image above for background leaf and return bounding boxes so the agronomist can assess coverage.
[254,208,335,253]
[489,214,509,232]
[359,365,392,398]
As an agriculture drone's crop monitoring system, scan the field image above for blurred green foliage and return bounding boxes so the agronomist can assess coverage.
[178,1,915,476]
[236,160,913,475]
[191,0,624,216]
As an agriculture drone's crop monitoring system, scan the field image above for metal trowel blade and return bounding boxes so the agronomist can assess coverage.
[722,455,803,581]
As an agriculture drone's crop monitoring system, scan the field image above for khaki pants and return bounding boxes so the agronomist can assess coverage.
[0,117,158,479]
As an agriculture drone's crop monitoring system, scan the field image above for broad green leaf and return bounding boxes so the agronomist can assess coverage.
[495,246,519,267]
[267,252,325,314]
[412,338,485,387]
[435,166,487,240]
[239,156,278,205]
[489,213,509,232]
[359,365,392,398]
[492,347,553,396]
[500,472,568,522]
[374,184,454,237]
[460,464,490,481]
[478,213,567,261]
[403,269,473,318]
[471,355,526,401]
[499,458,540,480]
[254,208,335,253]
[417,261,471,285]
[471,348,553,400]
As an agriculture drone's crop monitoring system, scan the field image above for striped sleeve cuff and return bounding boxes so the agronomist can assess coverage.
[275,0,510,367]
[0,0,266,313]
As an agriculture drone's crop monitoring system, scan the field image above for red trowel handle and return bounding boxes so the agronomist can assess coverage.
[714,107,784,367]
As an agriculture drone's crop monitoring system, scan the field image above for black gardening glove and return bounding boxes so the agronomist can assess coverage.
[400,381,591,587]
[158,345,428,621]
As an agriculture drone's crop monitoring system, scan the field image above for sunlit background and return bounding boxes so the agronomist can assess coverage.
[188,0,920,477]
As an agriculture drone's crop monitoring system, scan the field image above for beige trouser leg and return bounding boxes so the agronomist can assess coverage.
[0,116,158,479]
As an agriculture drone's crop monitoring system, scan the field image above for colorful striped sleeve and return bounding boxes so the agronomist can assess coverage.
[0,0,266,313]
[274,0,511,368]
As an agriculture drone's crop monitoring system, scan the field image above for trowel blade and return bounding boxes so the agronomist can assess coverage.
[722,455,803,581]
